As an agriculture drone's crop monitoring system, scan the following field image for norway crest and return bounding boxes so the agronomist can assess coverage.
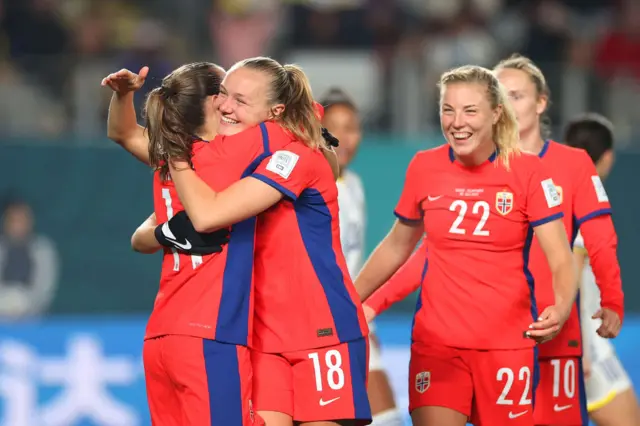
[415,371,430,393]
[495,191,513,215]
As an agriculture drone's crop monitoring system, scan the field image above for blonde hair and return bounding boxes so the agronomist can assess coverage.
[230,57,324,150]
[494,54,551,137]
[438,65,520,169]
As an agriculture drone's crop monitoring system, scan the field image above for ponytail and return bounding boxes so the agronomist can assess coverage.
[143,62,224,180]
[145,87,194,180]
[279,65,324,149]
[492,88,520,170]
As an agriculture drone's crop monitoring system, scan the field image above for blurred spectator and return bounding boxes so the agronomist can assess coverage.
[120,18,174,116]
[210,0,284,68]
[0,199,59,320]
[3,0,72,100]
[595,0,640,81]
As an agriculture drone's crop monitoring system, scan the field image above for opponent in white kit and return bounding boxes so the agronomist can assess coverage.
[566,113,640,426]
[321,88,404,426]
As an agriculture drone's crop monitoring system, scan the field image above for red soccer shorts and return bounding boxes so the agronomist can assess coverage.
[143,335,259,426]
[252,337,371,424]
[409,341,538,426]
[534,356,588,425]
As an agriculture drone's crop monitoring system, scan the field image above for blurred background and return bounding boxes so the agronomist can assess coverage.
[0,0,639,424]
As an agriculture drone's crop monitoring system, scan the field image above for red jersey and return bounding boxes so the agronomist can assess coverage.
[395,145,563,350]
[146,123,276,345]
[249,138,369,353]
[532,140,620,358]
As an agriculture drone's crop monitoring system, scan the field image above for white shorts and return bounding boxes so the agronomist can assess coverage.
[583,319,632,411]
[368,321,384,372]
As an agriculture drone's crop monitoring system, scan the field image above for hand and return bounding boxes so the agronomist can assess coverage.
[363,304,376,323]
[526,305,568,344]
[101,66,149,94]
[593,308,621,338]
[154,211,230,255]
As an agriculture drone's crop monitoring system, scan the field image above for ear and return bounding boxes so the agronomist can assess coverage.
[536,95,548,116]
[493,104,503,125]
[270,104,285,118]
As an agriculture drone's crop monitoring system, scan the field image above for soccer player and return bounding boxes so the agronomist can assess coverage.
[130,57,371,426]
[103,62,275,426]
[494,55,624,426]
[565,114,640,426]
[354,65,578,426]
[320,88,402,426]
[363,57,627,426]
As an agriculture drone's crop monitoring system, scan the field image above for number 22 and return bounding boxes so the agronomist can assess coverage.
[496,366,532,405]
[449,200,490,236]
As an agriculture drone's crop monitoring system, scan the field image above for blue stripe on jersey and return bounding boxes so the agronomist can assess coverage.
[393,211,422,224]
[576,208,612,226]
[203,340,243,424]
[532,345,540,409]
[347,338,372,420]
[578,357,589,424]
[538,140,550,158]
[410,258,429,343]
[523,226,538,323]
[216,123,272,344]
[251,174,297,201]
[295,188,362,343]
[530,212,564,227]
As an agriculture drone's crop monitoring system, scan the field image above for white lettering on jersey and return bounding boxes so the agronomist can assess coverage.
[591,176,609,203]
[541,178,561,208]
[266,150,299,179]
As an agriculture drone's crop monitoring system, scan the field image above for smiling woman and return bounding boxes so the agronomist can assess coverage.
[354,64,577,426]
[437,65,519,169]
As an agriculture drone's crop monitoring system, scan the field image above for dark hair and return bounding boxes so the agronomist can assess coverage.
[564,113,614,164]
[319,87,358,114]
[144,62,225,180]
[231,57,324,149]
[494,53,552,138]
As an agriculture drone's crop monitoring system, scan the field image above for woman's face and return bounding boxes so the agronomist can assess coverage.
[496,67,546,140]
[216,67,277,136]
[440,82,498,159]
[322,104,362,169]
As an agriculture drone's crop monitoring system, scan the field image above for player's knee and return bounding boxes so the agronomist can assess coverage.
[371,408,404,426]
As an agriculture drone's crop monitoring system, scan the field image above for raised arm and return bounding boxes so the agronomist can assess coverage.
[102,67,150,163]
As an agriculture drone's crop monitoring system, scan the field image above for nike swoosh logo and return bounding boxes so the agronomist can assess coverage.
[166,238,192,250]
[553,404,572,412]
[319,397,340,406]
[427,195,442,201]
[162,223,192,250]
[508,410,528,419]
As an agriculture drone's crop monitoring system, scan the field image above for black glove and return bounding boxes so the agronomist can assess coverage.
[154,210,230,255]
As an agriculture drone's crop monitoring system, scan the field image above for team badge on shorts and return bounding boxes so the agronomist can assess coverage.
[415,371,431,393]
[495,191,514,215]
